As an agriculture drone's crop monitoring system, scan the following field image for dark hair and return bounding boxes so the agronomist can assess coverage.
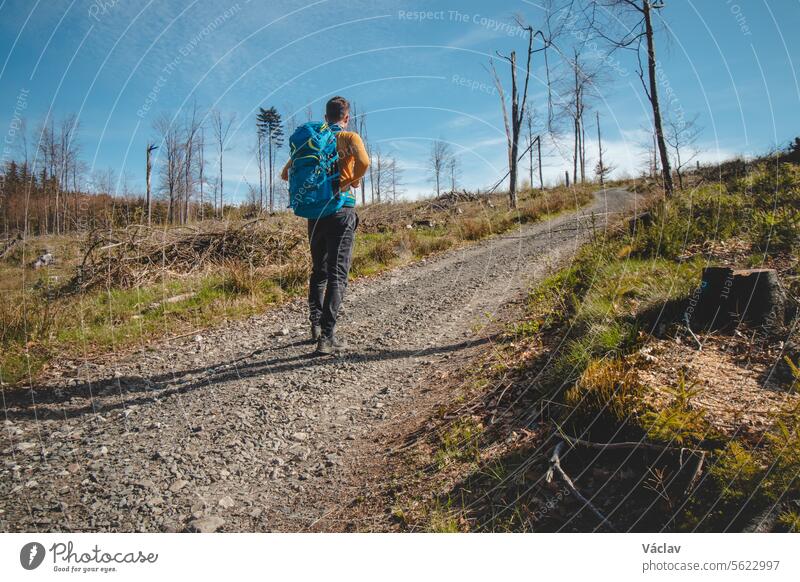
[325,96,349,123]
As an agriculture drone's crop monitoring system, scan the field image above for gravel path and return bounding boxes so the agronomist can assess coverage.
[1,188,637,532]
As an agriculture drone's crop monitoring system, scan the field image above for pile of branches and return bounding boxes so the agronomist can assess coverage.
[0,234,22,260]
[358,201,427,234]
[426,189,482,211]
[62,219,304,294]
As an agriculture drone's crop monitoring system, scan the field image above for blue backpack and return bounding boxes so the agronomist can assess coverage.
[287,121,343,219]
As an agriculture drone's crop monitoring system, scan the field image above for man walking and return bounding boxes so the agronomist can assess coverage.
[281,96,369,354]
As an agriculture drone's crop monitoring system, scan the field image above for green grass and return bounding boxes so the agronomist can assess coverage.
[425,498,464,533]
[433,418,484,469]
[537,246,701,387]
[390,163,800,532]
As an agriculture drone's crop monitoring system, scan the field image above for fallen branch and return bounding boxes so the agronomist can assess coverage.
[560,433,707,496]
[683,450,706,494]
[683,313,703,350]
[545,441,617,531]
[561,433,680,453]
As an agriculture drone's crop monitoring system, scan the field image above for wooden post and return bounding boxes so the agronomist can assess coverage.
[565,170,570,188]
[199,128,205,221]
[596,111,604,187]
[652,133,658,178]
[527,114,534,191]
[537,136,543,190]
[146,143,158,226]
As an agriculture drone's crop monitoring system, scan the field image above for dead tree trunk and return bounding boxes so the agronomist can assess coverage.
[146,143,157,226]
[527,112,534,190]
[489,19,539,209]
[596,111,605,187]
[537,137,543,190]
[643,0,674,197]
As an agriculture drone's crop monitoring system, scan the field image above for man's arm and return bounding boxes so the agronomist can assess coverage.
[280,159,291,181]
[340,133,370,190]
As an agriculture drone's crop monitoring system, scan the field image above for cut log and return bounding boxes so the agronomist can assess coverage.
[693,267,785,330]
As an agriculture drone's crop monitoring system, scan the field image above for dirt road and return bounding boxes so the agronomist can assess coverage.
[1,188,637,532]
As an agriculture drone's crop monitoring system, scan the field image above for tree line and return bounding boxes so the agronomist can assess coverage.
[0,100,408,239]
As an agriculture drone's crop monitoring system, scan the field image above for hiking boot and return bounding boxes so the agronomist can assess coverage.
[315,335,347,355]
[310,324,322,342]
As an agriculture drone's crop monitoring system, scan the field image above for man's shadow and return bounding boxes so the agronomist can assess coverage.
[4,335,497,422]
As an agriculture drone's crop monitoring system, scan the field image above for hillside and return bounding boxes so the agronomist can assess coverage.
[369,161,800,533]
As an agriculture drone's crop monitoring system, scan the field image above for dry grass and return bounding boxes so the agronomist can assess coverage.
[565,358,644,422]
[0,184,597,384]
[637,338,799,440]
[457,217,493,241]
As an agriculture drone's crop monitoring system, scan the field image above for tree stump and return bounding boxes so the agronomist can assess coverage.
[693,267,785,330]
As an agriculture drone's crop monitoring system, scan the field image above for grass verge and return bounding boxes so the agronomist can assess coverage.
[395,163,800,532]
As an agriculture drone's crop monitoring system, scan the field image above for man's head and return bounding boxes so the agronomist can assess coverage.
[325,96,350,127]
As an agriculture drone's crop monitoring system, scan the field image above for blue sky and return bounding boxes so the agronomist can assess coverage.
[1,0,798,200]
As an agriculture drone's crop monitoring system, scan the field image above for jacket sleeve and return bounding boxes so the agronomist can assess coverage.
[341,133,370,189]
[280,159,292,181]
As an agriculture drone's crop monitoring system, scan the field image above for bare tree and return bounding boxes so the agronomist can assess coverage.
[567,48,603,184]
[389,156,403,202]
[94,167,116,196]
[526,110,536,190]
[570,48,586,185]
[211,109,235,218]
[447,155,460,192]
[371,149,403,203]
[198,127,206,220]
[59,114,80,229]
[664,113,702,190]
[182,104,202,223]
[371,146,386,203]
[146,143,158,225]
[429,140,451,197]
[352,103,370,205]
[584,0,674,195]
[594,112,614,186]
[37,117,58,233]
[256,107,284,214]
[489,16,557,207]
[153,115,185,224]
[255,129,264,212]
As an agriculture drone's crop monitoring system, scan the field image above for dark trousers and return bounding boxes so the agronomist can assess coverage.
[307,207,359,337]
